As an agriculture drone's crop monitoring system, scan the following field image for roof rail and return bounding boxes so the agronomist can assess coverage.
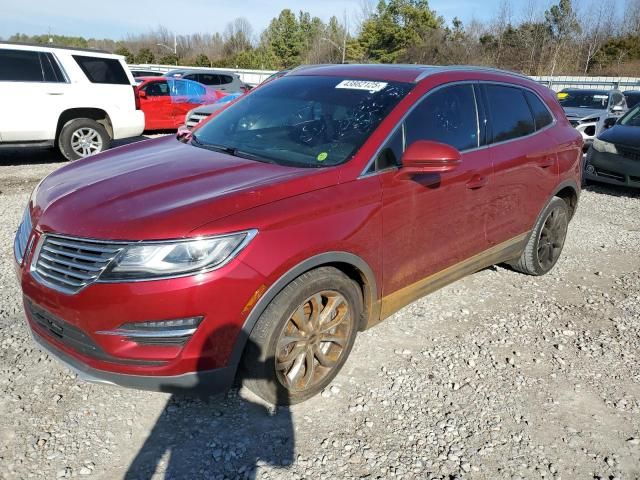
[0,41,110,54]
[415,65,532,82]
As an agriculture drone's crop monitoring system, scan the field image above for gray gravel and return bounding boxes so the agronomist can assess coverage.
[1,146,640,479]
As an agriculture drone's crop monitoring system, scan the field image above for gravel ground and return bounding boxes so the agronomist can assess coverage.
[1,145,639,480]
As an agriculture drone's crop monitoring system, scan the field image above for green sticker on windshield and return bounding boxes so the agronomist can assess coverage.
[317,152,328,162]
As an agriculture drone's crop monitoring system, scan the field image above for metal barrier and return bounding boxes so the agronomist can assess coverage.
[129,64,640,91]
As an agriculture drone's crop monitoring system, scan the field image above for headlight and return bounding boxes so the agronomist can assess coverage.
[592,138,618,154]
[100,230,257,280]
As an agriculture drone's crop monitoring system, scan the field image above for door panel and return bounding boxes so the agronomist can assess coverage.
[482,84,559,245]
[140,80,172,130]
[380,83,493,299]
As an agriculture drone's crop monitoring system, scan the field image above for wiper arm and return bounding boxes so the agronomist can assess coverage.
[191,135,275,164]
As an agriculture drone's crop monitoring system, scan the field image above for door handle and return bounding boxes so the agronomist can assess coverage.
[466,174,488,189]
[537,156,555,168]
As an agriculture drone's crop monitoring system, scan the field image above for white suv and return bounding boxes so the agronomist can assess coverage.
[0,42,145,160]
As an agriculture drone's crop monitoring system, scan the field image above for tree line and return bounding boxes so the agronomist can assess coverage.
[6,0,640,76]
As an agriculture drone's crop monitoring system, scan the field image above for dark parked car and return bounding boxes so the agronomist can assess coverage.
[585,103,640,188]
[14,65,582,405]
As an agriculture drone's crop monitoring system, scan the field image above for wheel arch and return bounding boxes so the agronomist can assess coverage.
[227,252,379,370]
[55,108,113,144]
[552,179,580,219]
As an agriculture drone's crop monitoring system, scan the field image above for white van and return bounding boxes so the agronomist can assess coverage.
[0,42,145,160]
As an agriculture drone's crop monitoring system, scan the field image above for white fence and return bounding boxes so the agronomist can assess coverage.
[129,64,640,91]
[532,75,640,92]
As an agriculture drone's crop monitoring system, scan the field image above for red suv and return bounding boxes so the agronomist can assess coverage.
[14,65,582,404]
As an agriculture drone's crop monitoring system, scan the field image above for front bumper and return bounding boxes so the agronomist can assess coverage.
[584,148,640,188]
[16,232,266,389]
[33,329,235,394]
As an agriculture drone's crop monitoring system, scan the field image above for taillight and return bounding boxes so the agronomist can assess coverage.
[133,86,140,110]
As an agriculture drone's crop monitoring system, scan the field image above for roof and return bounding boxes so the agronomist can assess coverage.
[286,63,533,84]
[0,41,110,54]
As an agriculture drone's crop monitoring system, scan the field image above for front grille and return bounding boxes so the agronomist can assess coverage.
[186,112,210,129]
[33,235,125,294]
[617,146,640,162]
[14,207,33,263]
[26,299,163,365]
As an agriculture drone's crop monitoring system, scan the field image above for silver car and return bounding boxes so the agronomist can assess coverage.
[558,89,627,148]
[184,93,244,129]
[164,68,247,94]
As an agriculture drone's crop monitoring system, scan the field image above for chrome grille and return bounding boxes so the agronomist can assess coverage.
[186,112,210,129]
[33,235,126,294]
[14,207,33,264]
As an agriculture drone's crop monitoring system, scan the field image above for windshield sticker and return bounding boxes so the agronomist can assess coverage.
[593,95,608,100]
[316,152,328,162]
[336,80,388,93]
[557,92,569,99]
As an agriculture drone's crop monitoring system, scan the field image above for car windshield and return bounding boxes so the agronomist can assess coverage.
[558,90,609,109]
[619,104,640,127]
[192,76,414,168]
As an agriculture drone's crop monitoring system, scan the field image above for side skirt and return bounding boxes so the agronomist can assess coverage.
[373,232,529,324]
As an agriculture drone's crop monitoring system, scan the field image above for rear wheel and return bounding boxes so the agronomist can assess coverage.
[508,196,569,276]
[242,267,362,405]
[58,118,110,161]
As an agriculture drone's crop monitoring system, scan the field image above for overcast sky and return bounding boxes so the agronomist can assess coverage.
[0,0,586,40]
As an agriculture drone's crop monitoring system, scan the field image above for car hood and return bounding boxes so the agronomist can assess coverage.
[563,107,606,121]
[32,136,338,240]
[599,125,640,148]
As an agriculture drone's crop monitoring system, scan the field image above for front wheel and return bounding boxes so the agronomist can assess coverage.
[58,118,111,161]
[242,267,362,405]
[507,196,569,276]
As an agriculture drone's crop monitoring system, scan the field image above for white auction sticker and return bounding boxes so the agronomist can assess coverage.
[336,80,388,93]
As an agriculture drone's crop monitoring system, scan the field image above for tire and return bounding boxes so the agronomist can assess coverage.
[58,118,110,161]
[242,267,362,405]
[507,196,569,276]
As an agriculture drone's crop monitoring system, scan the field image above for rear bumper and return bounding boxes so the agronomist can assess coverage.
[111,110,145,139]
[32,329,236,394]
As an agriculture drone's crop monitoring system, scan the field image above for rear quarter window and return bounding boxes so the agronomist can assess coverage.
[72,55,129,84]
[524,91,554,130]
[220,75,233,85]
[485,85,535,143]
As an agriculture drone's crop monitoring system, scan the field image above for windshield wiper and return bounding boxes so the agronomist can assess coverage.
[191,134,275,164]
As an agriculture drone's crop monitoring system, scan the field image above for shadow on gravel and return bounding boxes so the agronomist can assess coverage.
[0,136,150,166]
[124,331,294,480]
[584,182,640,199]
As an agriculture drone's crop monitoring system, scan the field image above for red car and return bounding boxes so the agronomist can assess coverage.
[14,65,582,405]
[136,77,225,130]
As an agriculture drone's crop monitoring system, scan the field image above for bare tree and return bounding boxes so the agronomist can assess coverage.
[580,0,616,74]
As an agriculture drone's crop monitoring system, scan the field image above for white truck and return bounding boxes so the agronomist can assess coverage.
[0,42,144,160]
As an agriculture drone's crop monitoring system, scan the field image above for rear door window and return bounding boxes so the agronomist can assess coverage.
[72,55,129,84]
[485,85,535,143]
[197,74,220,85]
[0,49,43,81]
[142,80,169,96]
[405,84,479,151]
[524,91,553,130]
[219,75,233,85]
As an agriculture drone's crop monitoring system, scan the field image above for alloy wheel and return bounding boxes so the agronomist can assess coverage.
[70,127,103,157]
[275,290,353,393]
[536,205,568,270]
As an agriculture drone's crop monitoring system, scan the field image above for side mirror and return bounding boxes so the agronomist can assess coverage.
[397,140,462,178]
[611,105,624,113]
[603,117,618,129]
[138,90,147,99]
